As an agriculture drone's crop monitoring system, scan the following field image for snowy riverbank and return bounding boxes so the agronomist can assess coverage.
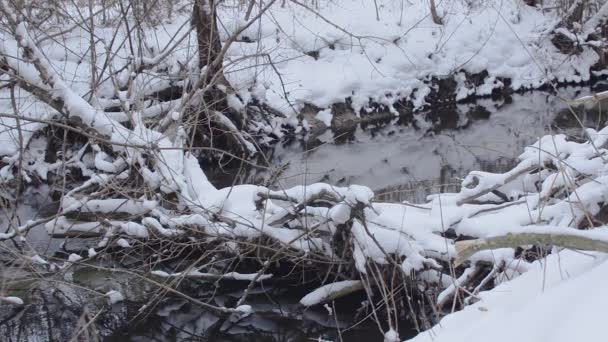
[222,0,605,116]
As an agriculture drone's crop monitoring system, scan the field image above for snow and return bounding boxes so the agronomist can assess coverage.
[2,2,608,341]
[384,329,400,342]
[222,0,602,115]
[142,217,184,237]
[0,296,24,305]
[300,280,362,306]
[116,238,131,248]
[315,108,333,127]
[407,250,608,342]
[152,269,273,281]
[119,222,150,239]
[0,0,600,165]
[235,305,252,314]
[29,254,48,265]
[223,272,272,281]
[152,270,172,277]
[67,254,83,263]
[105,290,124,304]
[61,197,157,215]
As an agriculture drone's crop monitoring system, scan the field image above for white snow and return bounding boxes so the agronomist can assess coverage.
[105,290,125,304]
[151,269,272,282]
[67,254,83,263]
[221,0,601,115]
[300,280,362,306]
[315,109,333,127]
[1,3,608,341]
[116,238,131,248]
[235,305,252,314]
[61,197,157,215]
[0,0,599,165]
[28,254,48,265]
[87,248,98,258]
[0,296,24,305]
[384,329,400,342]
[407,250,608,342]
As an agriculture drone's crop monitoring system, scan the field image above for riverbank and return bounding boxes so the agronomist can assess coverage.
[221,0,608,119]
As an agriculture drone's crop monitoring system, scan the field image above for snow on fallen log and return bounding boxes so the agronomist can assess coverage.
[0,9,222,216]
[583,1,608,35]
[5,0,608,328]
[300,280,364,306]
[45,217,105,238]
[141,217,185,238]
[437,266,478,308]
[455,162,538,206]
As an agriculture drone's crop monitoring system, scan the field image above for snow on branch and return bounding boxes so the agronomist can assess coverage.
[300,280,364,306]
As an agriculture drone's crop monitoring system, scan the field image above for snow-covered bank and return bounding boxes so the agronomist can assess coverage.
[2,0,605,153]
[408,250,608,342]
[222,0,604,116]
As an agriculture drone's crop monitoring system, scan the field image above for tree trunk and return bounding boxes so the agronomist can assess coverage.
[193,0,222,76]
[429,0,442,25]
[454,231,608,266]
[191,0,246,151]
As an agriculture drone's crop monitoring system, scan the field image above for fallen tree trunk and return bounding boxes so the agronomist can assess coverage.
[454,230,608,266]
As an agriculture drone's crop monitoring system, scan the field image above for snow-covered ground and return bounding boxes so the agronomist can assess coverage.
[408,249,608,342]
[223,0,600,114]
[1,0,601,158]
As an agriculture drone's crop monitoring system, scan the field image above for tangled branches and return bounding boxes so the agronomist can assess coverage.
[4,1,608,340]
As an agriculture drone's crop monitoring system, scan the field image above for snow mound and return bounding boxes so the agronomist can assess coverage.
[408,250,608,342]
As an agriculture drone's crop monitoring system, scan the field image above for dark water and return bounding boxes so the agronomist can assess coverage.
[121,290,418,342]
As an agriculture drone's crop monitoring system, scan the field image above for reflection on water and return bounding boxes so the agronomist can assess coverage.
[232,85,607,203]
[117,291,417,342]
[374,157,516,203]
